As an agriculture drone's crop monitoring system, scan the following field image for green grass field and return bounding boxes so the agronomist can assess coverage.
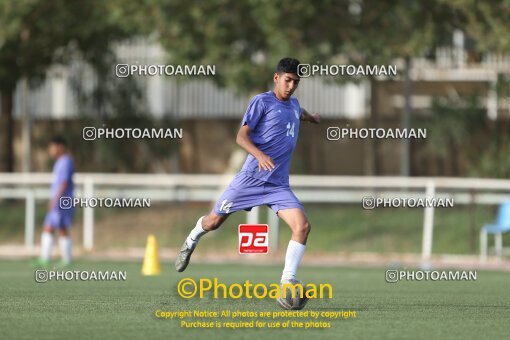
[1,260,509,340]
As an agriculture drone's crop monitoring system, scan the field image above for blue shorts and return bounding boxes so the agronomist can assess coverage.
[213,173,304,215]
[44,210,74,229]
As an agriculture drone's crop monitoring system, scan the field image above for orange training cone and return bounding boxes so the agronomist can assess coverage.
[142,234,161,275]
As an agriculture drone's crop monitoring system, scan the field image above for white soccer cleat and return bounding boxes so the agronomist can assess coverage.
[174,241,195,272]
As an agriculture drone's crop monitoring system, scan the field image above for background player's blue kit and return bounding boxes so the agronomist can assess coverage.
[43,154,75,229]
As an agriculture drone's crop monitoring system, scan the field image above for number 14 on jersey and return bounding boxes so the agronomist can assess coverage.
[286,122,295,137]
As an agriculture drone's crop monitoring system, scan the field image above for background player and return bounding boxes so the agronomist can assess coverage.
[175,58,320,285]
[37,136,75,266]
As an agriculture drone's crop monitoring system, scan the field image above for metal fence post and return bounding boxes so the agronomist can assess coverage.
[247,206,259,225]
[268,208,279,252]
[83,177,94,250]
[25,189,35,250]
[421,181,436,265]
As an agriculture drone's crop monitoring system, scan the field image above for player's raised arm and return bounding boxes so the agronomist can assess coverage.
[300,108,321,124]
[236,124,275,172]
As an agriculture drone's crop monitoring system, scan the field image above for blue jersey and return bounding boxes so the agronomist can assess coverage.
[239,91,302,186]
[51,154,74,210]
[44,154,75,229]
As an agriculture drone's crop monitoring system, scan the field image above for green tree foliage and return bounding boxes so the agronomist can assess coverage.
[0,0,151,171]
[153,0,460,89]
[2,0,510,173]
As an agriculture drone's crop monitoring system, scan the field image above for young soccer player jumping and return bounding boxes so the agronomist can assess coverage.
[175,58,320,285]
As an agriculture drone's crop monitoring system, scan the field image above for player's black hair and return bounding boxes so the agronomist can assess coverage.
[276,57,300,75]
[49,136,68,147]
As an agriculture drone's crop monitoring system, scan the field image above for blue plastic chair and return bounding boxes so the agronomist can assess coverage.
[480,200,510,261]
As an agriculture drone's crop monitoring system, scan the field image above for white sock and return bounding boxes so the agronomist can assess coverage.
[41,232,53,261]
[281,240,306,281]
[59,236,72,264]
[186,216,208,248]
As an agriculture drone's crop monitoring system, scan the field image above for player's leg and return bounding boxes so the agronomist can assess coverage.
[265,184,310,282]
[175,211,229,272]
[39,210,60,264]
[277,208,311,282]
[185,211,230,249]
[40,225,55,263]
[175,174,265,272]
[58,227,72,265]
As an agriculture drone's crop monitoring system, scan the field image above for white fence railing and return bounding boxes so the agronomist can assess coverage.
[1,173,510,263]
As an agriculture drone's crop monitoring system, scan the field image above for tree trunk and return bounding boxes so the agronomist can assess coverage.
[1,88,14,172]
[469,189,476,253]
[368,77,381,175]
[401,56,412,176]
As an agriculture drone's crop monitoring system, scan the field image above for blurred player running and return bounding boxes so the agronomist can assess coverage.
[36,136,75,266]
[175,58,320,285]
